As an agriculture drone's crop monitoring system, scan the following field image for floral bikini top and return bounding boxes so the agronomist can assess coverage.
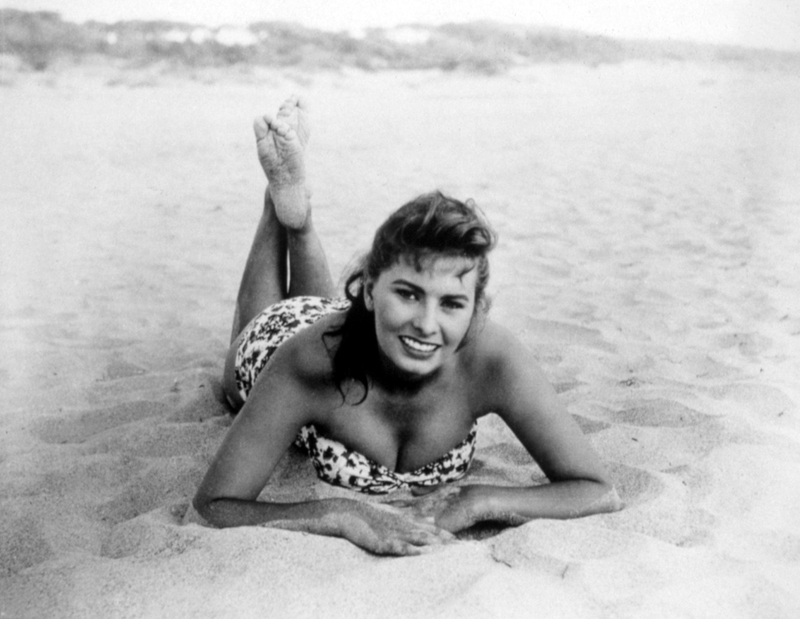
[233,296,478,495]
[295,423,478,495]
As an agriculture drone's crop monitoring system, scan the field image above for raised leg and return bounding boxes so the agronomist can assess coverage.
[286,217,335,299]
[229,96,334,343]
[229,189,287,342]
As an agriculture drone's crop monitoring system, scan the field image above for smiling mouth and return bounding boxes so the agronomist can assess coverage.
[399,336,440,354]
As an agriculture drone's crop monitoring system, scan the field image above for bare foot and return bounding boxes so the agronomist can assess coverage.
[254,103,309,230]
[277,95,310,148]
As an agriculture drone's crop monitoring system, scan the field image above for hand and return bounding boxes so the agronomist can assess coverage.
[335,501,456,556]
[387,485,492,533]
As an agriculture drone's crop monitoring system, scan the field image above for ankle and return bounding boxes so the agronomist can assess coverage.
[287,211,314,237]
[269,184,310,230]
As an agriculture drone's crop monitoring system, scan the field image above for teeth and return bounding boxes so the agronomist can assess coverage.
[400,336,438,352]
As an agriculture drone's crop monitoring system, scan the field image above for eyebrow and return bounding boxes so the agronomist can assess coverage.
[392,279,472,302]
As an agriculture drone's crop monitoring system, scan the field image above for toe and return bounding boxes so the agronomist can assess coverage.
[271,119,295,138]
[253,116,270,140]
[278,101,293,117]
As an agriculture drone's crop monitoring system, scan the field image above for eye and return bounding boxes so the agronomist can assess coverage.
[441,298,467,311]
[395,288,418,301]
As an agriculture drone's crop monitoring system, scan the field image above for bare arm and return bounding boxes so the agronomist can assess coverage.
[407,324,623,531]
[194,337,453,554]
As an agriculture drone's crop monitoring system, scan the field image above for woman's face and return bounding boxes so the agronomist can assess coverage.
[365,254,478,381]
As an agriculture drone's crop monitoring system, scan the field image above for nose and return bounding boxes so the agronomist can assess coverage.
[412,301,437,336]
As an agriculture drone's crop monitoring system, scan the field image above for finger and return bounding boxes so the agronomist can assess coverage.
[375,538,414,556]
[373,501,430,520]
[429,526,457,542]
[411,485,442,497]
[382,498,414,509]
[406,515,448,534]
[393,515,457,544]
[388,538,449,556]
[401,543,433,556]
[404,527,455,546]
[399,528,440,546]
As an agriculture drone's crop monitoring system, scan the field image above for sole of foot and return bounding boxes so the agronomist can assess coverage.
[253,113,309,230]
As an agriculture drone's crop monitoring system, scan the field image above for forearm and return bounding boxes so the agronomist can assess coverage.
[194,495,356,536]
[462,480,623,527]
[194,495,454,555]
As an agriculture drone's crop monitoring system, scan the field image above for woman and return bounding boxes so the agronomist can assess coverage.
[193,96,622,555]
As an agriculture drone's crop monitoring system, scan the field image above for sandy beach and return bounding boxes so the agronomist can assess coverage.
[2,61,800,618]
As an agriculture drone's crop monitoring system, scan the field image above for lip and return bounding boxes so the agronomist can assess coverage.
[398,335,441,357]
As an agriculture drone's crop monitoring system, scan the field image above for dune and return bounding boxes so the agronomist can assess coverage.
[2,62,799,618]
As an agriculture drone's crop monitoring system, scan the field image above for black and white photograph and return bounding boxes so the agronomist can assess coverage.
[2,1,799,617]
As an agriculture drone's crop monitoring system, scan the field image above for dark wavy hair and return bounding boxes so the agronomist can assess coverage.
[324,190,496,403]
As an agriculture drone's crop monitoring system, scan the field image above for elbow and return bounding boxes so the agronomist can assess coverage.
[192,491,219,524]
[592,481,625,514]
[192,490,249,528]
[192,492,209,516]
[556,473,625,516]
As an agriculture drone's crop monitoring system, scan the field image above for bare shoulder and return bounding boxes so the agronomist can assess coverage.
[469,319,536,373]
[466,319,555,412]
[267,311,342,386]
[234,311,345,426]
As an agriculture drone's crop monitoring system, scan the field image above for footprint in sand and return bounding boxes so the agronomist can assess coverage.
[102,360,147,381]
[706,383,796,426]
[524,318,617,352]
[93,460,200,527]
[610,398,710,427]
[31,401,170,445]
[605,461,667,507]
[571,413,612,434]
[1,516,54,575]
[715,332,772,358]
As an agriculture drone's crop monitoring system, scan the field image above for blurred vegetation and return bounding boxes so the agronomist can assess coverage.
[1,9,798,74]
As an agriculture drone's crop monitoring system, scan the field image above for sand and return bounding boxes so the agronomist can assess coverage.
[2,61,800,618]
